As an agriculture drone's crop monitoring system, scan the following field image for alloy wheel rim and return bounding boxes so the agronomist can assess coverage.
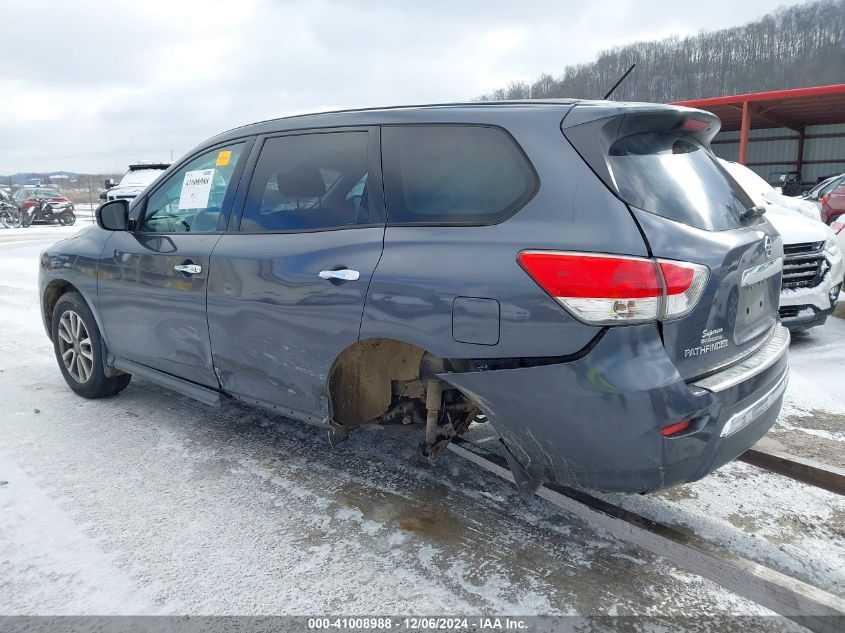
[58,310,93,383]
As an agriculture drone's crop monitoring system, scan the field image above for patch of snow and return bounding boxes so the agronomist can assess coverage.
[600,461,845,594]
[779,269,830,299]
[0,451,162,615]
[776,422,845,443]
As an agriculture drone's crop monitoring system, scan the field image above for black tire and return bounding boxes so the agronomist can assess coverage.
[51,291,131,398]
[21,212,32,228]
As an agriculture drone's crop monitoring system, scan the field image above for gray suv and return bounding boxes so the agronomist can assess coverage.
[39,101,790,494]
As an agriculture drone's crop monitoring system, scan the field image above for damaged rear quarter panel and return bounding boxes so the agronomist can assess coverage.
[438,324,716,490]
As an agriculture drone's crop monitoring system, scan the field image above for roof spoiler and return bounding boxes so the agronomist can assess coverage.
[561,105,721,196]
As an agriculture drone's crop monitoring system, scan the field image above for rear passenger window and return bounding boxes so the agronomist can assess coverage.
[240,131,376,232]
[382,125,536,225]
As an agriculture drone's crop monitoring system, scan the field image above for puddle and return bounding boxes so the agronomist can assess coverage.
[725,511,762,534]
[654,485,699,502]
[339,480,463,544]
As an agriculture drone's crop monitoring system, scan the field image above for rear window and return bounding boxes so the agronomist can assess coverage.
[382,125,537,225]
[607,133,754,231]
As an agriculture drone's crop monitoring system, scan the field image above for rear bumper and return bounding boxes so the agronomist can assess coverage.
[441,323,789,493]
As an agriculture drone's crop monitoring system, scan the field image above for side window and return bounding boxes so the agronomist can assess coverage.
[140,143,244,233]
[240,131,375,232]
[382,125,537,225]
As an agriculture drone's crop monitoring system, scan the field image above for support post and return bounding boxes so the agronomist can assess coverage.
[739,100,751,165]
[796,126,806,181]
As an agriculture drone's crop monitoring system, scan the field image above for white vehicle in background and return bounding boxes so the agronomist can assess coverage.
[105,161,171,202]
[720,159,843,331]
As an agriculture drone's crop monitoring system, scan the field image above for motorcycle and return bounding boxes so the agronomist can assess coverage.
[0,200,21,228]
[21,198,76,227]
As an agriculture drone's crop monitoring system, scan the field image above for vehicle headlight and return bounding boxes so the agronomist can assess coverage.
[825,236,841,257]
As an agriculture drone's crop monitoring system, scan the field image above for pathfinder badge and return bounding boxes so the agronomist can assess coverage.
[684,327,729,358]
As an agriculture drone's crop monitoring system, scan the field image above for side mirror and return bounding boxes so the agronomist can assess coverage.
[104,178,116,190]
[97,199,129,231]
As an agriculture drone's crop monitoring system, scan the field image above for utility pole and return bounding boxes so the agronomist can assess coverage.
[87,176,94,223]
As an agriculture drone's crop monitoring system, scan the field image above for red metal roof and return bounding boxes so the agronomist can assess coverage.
[673,84,845,132]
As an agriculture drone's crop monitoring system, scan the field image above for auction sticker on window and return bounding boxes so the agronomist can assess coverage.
[178,169,214,209]
[216,150,232,167]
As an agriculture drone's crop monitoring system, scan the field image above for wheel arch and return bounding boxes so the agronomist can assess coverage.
[42,278,81,340]
[326,335,476,429]
[326,337,428,428]
[43,277,123,378]
[42,278,105,347]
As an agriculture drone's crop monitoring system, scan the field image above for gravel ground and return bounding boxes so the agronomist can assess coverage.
[0,225,841,621]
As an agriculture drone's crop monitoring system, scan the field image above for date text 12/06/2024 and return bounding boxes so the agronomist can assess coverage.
[307,617,529,630]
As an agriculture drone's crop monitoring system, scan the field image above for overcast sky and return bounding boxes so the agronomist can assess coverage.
[1,0,783,174]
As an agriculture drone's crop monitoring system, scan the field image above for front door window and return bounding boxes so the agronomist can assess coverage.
[140,143,244,233]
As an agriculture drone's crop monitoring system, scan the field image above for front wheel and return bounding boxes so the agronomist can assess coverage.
[52,292,131,398]
[21,212,33,228]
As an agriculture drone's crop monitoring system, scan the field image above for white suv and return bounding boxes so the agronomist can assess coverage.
[721,160,844,331]
[105,162,171,202]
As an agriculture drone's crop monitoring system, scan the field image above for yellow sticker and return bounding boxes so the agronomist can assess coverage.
[215,150,232,167]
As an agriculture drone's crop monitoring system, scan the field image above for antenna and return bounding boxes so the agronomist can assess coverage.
[603,63,637,100]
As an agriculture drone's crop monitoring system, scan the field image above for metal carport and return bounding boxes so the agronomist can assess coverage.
[674,83,845,185]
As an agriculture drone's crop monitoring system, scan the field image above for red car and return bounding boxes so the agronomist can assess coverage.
[13,187,71,214]
[820,183,845,225]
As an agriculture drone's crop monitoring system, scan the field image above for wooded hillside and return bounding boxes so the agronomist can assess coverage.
[479,0,845,102]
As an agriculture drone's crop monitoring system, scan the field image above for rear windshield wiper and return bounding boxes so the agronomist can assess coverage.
[741,204,767,220]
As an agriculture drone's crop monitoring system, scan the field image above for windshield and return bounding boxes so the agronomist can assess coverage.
[607,133,754,230]
[18,188,61,199]
[817,175,845,198]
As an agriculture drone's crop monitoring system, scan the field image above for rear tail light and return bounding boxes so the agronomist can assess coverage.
[517,251,709,325]
[821,193,830,205]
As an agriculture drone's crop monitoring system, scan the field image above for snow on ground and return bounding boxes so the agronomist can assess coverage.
[770,313,845,465]
[601,463,845,595]
[0,225,840,622]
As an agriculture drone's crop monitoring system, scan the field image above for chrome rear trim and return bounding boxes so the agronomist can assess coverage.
[741,256,783,287]
[720,367,788,437]
[693,323,790,393]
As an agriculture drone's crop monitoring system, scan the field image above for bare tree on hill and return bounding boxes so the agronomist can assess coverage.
[479,0,845,102]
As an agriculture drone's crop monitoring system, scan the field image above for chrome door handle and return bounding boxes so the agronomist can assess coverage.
[174,264,202,274]
[319,269,360,281]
